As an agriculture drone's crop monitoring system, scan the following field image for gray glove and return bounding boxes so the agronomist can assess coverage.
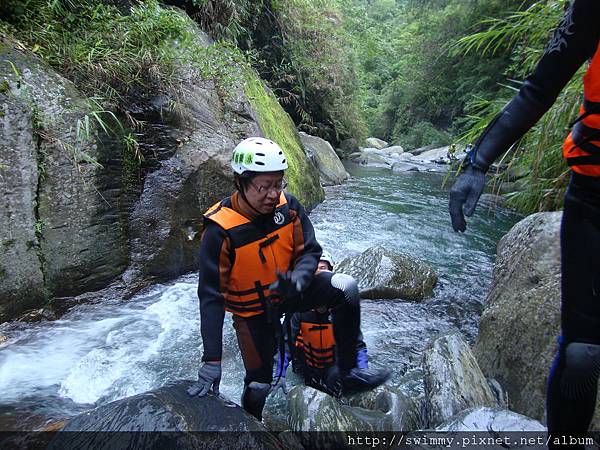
[449,165,486,232]
[187,362,221,397]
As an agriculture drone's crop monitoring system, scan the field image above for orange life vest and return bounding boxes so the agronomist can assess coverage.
[295,320,335,369]
[563,42,600,177]
[203,192,294,318]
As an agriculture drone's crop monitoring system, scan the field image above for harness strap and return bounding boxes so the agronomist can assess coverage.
[258,234,280,264]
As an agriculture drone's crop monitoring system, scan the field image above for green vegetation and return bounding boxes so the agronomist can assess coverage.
[340,0,528,149]
[185,0,367,144]
[244,72,324,209]
[1,1,240,101]
[0,0,579,214]
[34,219,44,238]
[0,79,9,94]
[1,0,247,166]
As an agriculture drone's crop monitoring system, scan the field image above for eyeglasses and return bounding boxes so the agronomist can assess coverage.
[250,178,288,194]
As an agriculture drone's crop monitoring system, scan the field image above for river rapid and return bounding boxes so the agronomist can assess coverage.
[0,163,522,430]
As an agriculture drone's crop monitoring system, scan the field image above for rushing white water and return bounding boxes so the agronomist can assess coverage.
[0,164,522,429]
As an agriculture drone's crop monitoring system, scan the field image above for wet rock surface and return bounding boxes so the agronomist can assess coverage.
[0,43,128,319]
[435,406,545,432]
[336,245,438,300]
[288,384,420,448]
[422,332,498,427]
[299,132,348,186]
[50,381,282,450]
[474,212,566,424]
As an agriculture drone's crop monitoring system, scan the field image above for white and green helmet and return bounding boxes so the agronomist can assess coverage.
[231,137,288,175]
[320,250,334,270]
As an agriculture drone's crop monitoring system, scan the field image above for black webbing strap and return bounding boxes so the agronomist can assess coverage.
[258,234,280,264]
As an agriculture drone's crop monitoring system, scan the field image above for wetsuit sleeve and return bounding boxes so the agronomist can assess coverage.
[471,0,600,171]
[287,194,322,291]
[197,221,231,362]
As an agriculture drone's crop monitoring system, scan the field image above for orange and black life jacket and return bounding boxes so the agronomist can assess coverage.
[563,42,600,177]
[203,192,294,318]
[295,316,335,369]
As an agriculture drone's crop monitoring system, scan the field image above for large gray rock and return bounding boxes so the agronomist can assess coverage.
[0,78,46,321]
[50,381,281,449]
[125,73,258,282]
[380,145,404,156]
[474,212,570,424]
[288,385,419,448]
[478,193,508,210]
[299,132,349,186]
[0,43,128,318]
[423,332,498,427]
[336,246,438,300]
[350,151,391,168]
[364,137,388,149]
[338,137,359,159]
[435,407,545,432]
[407,144,436,156]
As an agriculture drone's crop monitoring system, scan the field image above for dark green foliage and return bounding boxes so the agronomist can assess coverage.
[179,0,367,145]
[341,0,528,149]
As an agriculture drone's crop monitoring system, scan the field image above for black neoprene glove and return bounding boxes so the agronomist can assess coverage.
[449,165,486,233]
[270,271,302,300]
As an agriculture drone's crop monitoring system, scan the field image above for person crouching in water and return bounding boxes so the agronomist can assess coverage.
[270,250,370,398]
[188,137,390,421]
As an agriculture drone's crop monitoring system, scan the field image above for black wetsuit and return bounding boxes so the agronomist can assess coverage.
[466,0,600,439]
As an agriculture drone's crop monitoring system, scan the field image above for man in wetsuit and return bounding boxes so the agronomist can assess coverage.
[448,0,600,442]
[188,137,390,421]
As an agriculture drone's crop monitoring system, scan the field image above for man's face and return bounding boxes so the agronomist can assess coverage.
[316,261,332,273]
[243,172,285,214]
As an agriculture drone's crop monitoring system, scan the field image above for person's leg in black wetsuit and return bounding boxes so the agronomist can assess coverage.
[546,173,600,448]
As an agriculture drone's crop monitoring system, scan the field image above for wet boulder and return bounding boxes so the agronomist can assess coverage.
[288,385,419,448]
[473,212,580,424]
[478,194,508,210]
[299,132,349,186]
[391,162,421,173]
[423,332,498,427]
[0,79,46,321]
[364,137,388,149]
[50,381,281,450]
[336,245,437,300]
[407,144,436,156]
[0,42,128,320]
[435,407,545,432]
[350,150,391,168]
[381,145,404,155]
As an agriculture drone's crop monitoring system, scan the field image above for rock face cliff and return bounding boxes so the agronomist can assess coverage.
[0,27,324,322]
